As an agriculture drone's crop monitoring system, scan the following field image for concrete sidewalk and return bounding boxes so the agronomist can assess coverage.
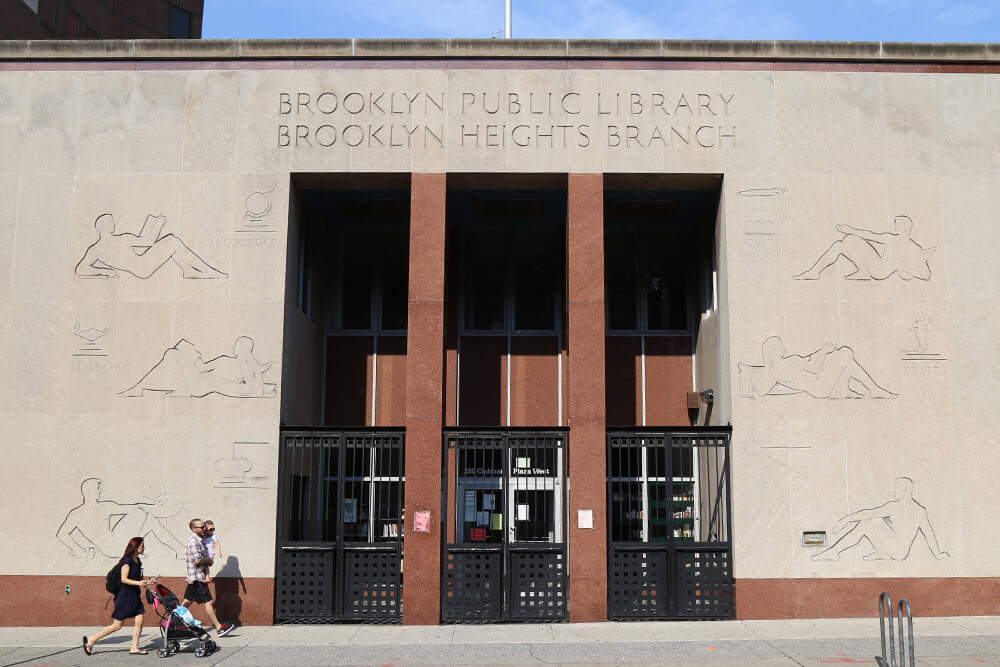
[2,617,1000,666]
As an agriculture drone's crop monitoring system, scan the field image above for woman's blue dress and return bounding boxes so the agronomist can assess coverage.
[111,558,145,620]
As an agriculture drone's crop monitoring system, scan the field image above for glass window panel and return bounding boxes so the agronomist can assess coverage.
[513,489,555,543]
[340,236,374,330]
[609,444,642,478]
[373,443,402,478]
[372,481,402,541]
[380,231,409,331]
[457,445,504,544]
[605,232,638,331]
[463,231,506,331]
[513,229,558,331]
[341,445,371,542]
[647,444,668,479]
[322,479,339,541]
[321,446,339,542]
[610,481,643,542]
[341,481,370,541]
[287,473,308,541]
[648,482,670,542]
[671,480,695,541]
[672,447,693,478]
[167,6,192,38]
[645,235,688,332]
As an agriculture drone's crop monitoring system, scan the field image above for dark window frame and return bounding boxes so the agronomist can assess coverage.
[167,4,193,39]
[326,223,409,336]
[605,226,695,336]
[457,225,563,336]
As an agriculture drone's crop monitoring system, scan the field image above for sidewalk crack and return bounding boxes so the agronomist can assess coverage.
[741,623,807,667]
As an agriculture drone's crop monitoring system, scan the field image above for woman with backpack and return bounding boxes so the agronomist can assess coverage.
[83,536,156,655]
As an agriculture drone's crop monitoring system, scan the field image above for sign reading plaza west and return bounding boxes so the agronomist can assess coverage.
[277,90,736,150]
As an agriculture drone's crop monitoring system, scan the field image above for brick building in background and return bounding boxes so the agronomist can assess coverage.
[0,0,203,39]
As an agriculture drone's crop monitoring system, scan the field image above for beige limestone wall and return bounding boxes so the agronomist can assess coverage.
[0,63,997,587]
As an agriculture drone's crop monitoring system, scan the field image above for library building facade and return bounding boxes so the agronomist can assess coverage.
[1,39,999,626]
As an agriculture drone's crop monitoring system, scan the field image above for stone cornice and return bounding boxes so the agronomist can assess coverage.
[0,38,998,63]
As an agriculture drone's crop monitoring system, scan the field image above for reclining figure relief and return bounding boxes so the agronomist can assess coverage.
[75,213,227,280]
[794,215,935,282]
[121,336,275,398]
[738,336,896,399]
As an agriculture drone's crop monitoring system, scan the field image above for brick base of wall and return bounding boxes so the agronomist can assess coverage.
[736,577,1000,619]
[0,576,273,626]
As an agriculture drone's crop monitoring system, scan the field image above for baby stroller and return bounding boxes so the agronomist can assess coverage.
[146,583,218,658]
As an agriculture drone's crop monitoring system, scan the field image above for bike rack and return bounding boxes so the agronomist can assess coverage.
[876,592,915,667]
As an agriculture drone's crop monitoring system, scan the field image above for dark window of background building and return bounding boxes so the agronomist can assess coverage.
[167,4,193,38]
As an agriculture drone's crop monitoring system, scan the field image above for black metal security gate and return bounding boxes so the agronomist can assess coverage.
[607,427,733,620]
[441,429,568,622]
[275,428,404,623]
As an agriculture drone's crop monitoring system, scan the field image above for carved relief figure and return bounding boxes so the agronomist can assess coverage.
[121,336,276,398]
[794,215,935,281]
[56,478,186,559]
[75,213,227,280]
[811,477,949,561]
[738,336,896,399]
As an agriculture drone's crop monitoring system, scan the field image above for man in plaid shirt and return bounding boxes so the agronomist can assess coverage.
[181,518,234,636]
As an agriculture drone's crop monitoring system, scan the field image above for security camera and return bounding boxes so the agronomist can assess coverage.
[699,389,714,404]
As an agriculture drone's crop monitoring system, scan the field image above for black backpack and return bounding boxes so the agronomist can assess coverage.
[105,561,124,595]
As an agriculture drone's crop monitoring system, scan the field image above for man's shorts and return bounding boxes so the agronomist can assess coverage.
[184,581,213,604]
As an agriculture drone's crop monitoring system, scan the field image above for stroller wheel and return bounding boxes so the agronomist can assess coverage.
[194,646,206,658]
[169,641,180,654]
[208,640,217,651]
[156,647,169,658]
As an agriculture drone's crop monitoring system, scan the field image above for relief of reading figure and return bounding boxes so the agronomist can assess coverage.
[56,478,186,559]
[121,336,275,398]
[738,336,896,399]
[75,213,227,280]
[812,477,949,561]
[794,215,935,281]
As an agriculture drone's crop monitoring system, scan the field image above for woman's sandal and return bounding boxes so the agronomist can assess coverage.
[82,636,93,656]
[129,649,149,655]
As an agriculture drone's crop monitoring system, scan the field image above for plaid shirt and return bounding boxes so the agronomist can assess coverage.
[185,533,208,583]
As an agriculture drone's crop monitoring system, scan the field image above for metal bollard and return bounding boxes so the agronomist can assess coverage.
[877,592,915,667]
[878,592,895,667]
[897,598,914,667]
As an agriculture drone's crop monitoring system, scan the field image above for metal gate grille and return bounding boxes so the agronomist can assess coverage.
[607,428,733,620]
[674,549,733,618]
[609,548,668,618]
[276,429,404,623]
[275,547,336,621]
[444,549,503,620]
[509,548,566,619]
[442,429,568,623]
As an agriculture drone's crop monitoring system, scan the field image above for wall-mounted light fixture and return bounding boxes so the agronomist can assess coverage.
[699,389,714,405]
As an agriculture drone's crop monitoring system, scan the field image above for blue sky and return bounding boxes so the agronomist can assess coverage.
[203,0,999,42]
